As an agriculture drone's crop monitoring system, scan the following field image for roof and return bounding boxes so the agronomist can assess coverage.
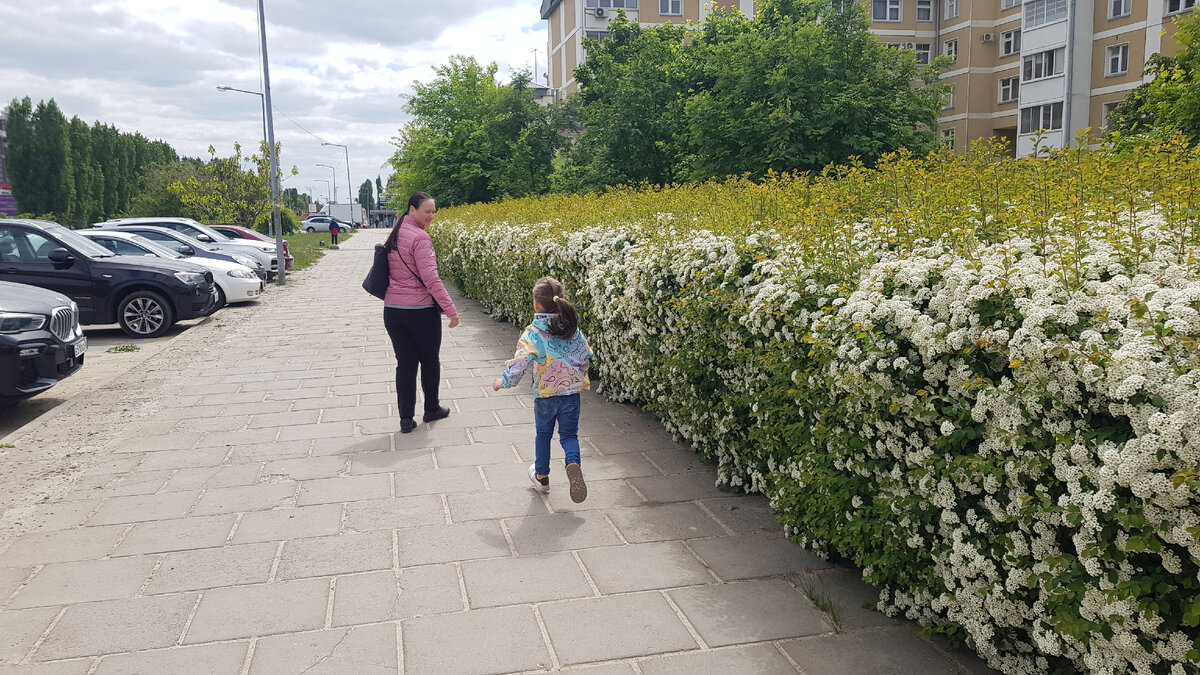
[540,0,561,19]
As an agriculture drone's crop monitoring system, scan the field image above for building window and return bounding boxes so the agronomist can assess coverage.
[1002,0,1021,9]
[915,43,933,64]
[917,0,933,20]
[587,0,640,6]
[1106,43,1130,75]
[1102,101,1122,127]
[943,84,957,110]
[1019,101,1064,133]
[1025,0,1068,27]
[945,0,960,19]
[585,30,611,42]
[1001,29,1021,56]
[944,39,959,61]
[1110,0,1132,17]
[659,0,681,15]
[999,76,1021,103]
[940,128,956,147]
[1166,0,1195,13]
[1022,47,1065,81]
[873,0,902,21]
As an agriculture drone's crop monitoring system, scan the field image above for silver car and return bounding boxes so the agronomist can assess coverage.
[96,217,279,279]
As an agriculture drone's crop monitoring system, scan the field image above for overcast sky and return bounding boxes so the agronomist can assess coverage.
[0,0,549,209]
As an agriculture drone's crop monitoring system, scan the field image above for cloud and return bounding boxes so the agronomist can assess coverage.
[0,0,549,204]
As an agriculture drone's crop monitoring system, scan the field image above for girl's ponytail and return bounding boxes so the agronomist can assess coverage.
[533,277,578,338]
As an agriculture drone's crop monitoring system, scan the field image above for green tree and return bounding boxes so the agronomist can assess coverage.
[4,98,38,214]
[389,56,565,206]
[168,144,270,226]
[1107,11,1200,143]
[31,100,75,219]
[66,116,99,225]
[375,176,384,207]
[556,13,688,191]
[676,2,945,179]
[359,179,374,214]
[126,159,206,219]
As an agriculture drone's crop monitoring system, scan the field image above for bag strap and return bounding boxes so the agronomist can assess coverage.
[392,240,431,294]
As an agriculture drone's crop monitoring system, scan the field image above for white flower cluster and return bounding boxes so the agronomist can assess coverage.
[432,212,1200,675]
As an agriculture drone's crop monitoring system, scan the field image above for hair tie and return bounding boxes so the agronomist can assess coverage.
[553,295,560,303]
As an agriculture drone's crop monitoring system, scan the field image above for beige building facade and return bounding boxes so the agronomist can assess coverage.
[870,0,1190,155]
[541,0,1192,156]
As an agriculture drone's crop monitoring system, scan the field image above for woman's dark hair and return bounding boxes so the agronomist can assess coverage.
[533,276,578,338]
[384,192,434,249]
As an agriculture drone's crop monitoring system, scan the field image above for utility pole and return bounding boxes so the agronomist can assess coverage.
[257,0,284,284]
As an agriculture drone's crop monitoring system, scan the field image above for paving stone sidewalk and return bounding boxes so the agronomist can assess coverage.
[0,228,999,674]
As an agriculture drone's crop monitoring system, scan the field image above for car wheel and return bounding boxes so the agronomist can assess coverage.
[118,290,174,338]
[306,227,316,233]
[214,285,227,310]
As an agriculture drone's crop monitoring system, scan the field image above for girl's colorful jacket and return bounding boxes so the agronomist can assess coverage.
[499,314,592,398]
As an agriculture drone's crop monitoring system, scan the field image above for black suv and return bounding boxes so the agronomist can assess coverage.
[0,219,218,338]
[0,281,86,402]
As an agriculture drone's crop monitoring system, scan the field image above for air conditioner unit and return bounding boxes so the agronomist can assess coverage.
[981,32,995,42]
[904,42,916,49]
[594,7,606,17]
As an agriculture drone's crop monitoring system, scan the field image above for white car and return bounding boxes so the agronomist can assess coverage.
[79,230,264,308]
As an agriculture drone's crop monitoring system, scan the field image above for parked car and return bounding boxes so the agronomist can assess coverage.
[90,225,268,279]
[0,219,218,338]
[79,230,264,308]
[300,215,353,233]
[0,281,86,403]
[209,224,294,270]
[96,217,278,279]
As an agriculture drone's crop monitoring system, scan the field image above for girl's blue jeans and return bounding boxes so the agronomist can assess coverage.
[533,393,581,477]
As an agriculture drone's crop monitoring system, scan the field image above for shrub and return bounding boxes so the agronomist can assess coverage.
[253,208,300,235]
[432,137,1200,675]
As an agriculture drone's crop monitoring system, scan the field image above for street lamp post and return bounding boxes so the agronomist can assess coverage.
[321,142,354,225]
[316,163,337,203]
[314,179,331,206]
[215,85,267,158]
[255,0,285,285]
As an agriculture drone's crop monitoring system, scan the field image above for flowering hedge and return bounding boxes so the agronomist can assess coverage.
[432,139,1200,675]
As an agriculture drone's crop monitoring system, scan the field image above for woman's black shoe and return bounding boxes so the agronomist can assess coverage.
[400,418,417,433]
[423,406,451,423]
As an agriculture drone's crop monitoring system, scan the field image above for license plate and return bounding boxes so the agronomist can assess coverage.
[73,337,87,357]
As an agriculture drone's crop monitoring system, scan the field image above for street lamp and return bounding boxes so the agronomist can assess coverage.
[215,85,266,154]
[315,163,337,202]
[252,0,284,284]
[321,142,354,225]
[314,178,331,206]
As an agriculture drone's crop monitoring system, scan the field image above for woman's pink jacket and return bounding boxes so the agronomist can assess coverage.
[383,215,458,316]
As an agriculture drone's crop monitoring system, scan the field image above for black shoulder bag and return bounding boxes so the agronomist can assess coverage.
[362,245,390,299]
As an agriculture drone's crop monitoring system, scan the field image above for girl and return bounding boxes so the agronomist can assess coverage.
[493,277,592,502]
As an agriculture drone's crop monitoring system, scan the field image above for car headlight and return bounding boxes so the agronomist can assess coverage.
[0,312,47,333]
[174,271,207,286]
[227,268,257,279]
[232,254,259,268]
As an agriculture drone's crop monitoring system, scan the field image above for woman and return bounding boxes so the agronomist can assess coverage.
[382,192,460,433]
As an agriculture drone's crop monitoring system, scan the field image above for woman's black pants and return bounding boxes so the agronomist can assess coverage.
[383,307,442,419]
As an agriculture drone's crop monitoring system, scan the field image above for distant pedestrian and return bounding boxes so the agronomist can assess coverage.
[329,220,340,246]
[492,277,592,503]
[383,192,460,433]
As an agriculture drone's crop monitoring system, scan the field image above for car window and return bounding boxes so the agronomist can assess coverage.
[108,238,152,256]
[44,225,117,258]
[0,226,66,263]
[134,230,211,252]
[127,235,184,259]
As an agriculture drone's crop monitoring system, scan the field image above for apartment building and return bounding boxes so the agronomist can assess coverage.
[540,0,755,93]
[541,0,1192,156]
[871,0,1190,155]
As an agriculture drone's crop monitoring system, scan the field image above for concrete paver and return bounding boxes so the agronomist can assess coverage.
[0,229,997,673]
